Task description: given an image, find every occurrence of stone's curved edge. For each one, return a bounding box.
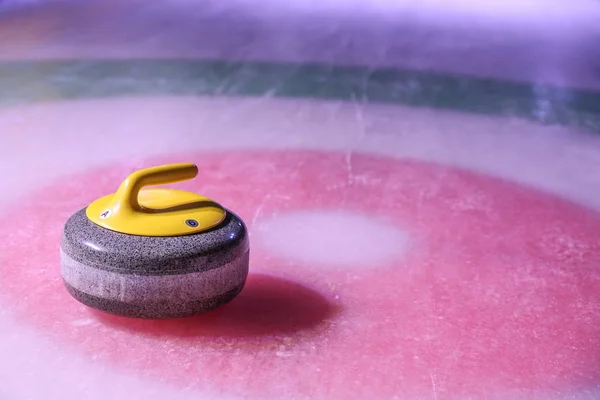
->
[0,59,598,132]
[63,281,246,319]
[61,208,249,276]
[60,247,249,318]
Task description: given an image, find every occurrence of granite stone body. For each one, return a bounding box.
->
[60,208,249,319]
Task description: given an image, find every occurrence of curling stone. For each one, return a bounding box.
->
[59,163,249,319]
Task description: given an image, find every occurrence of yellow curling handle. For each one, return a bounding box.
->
[86,163,227,237]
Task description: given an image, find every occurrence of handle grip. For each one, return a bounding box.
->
[112,163,198,212]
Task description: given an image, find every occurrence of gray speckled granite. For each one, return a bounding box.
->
[59,207,250,319]
[61,247,249,304]
[64,282,245,319]
[61,250,249,319]
[61,208,248,276]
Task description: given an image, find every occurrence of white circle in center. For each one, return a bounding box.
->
[256,210,410,267]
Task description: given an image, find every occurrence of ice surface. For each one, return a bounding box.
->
[0,1,600,399]
[256,210,411,267]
